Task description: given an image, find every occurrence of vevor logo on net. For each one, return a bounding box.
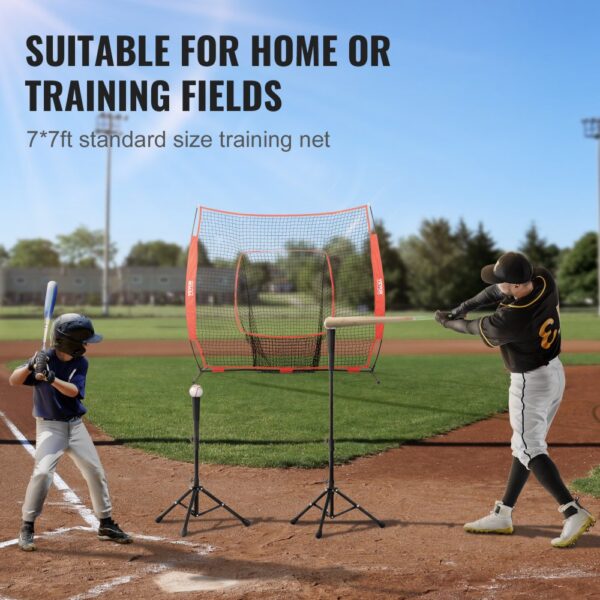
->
[376,278,384,296]
[187,280,194,296]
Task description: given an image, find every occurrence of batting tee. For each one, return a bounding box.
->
[186,205,385,372]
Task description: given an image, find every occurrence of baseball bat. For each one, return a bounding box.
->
[324,315,433,329]
[34,281,58,381]
[41,280,58,350]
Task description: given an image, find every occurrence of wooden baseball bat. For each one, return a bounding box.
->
[324,315,433,329]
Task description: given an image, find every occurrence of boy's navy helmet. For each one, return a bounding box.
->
[52,313,102,357]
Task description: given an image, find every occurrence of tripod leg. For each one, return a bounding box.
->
[335,488,385,528]
[155,488,193,523]
[316,489,333,539]
[290,489,328,525]
[181,488,198,537]
[199,486,251,526]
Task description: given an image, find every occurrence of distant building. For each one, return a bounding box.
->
[0,267,110,306]
[0,266,246,305]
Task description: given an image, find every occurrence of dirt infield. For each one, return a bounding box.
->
[0,340,599,599]
[2,338,600,362]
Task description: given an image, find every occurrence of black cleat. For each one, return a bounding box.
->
[97,518,133,544]
[18,522,36,552]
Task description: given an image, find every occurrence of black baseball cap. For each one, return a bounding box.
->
[481,252,533,284]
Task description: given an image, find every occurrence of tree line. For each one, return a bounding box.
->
[376,219,597,308]
[0,227,186,269]
[1,222,597,308]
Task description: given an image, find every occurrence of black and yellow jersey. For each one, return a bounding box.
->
[477,267,561,373]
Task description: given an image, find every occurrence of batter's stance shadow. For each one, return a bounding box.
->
[155,385,250,536]
[290,329,385,538]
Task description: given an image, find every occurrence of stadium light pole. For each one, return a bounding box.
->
[95,113,126,317]
[582,118,600,316]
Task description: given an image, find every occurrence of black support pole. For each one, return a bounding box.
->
[290,327,385,538]
[155,389,250,536]
[327,328,335,518]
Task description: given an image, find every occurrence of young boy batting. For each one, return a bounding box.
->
[9,313,132,551]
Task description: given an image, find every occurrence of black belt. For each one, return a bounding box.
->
[41,416,82,422]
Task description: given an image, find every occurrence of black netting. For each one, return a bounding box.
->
[191,206,380,370]
[235,250,328,367]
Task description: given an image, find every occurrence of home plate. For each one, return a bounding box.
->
[156,571,241,593]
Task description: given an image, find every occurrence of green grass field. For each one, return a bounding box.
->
[86,351,600,496]
[0,305,186,318]
[1,308,598,341]
[573,467,600,496]
[5,352,600,495]
[2,305,598,495]
[82,354,510,468]
[0,315,185,340]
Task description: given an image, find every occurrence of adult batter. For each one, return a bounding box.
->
[9,313,132,551]
[435,251,596,548]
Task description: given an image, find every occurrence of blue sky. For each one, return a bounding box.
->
[1,0,599,262]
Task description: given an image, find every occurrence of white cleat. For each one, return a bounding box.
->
[551,500,596,548]
[464,501,514,534]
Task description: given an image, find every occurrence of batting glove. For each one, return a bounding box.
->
[33,351,49,374]
[448,306,467,320]
[434,310,451,327]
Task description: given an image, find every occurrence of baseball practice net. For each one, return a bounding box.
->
[186,205,385,371]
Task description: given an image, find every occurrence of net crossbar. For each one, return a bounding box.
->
[186,205,385,371]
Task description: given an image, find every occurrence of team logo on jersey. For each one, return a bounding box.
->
[539,318,558,349]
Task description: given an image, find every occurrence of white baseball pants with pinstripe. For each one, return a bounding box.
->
[22,417,112,522]
[509,357,565,468]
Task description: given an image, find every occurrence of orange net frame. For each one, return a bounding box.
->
[185,206,385,372]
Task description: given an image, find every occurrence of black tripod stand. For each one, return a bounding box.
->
[290,328,385,538]
[155,384,251,536]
